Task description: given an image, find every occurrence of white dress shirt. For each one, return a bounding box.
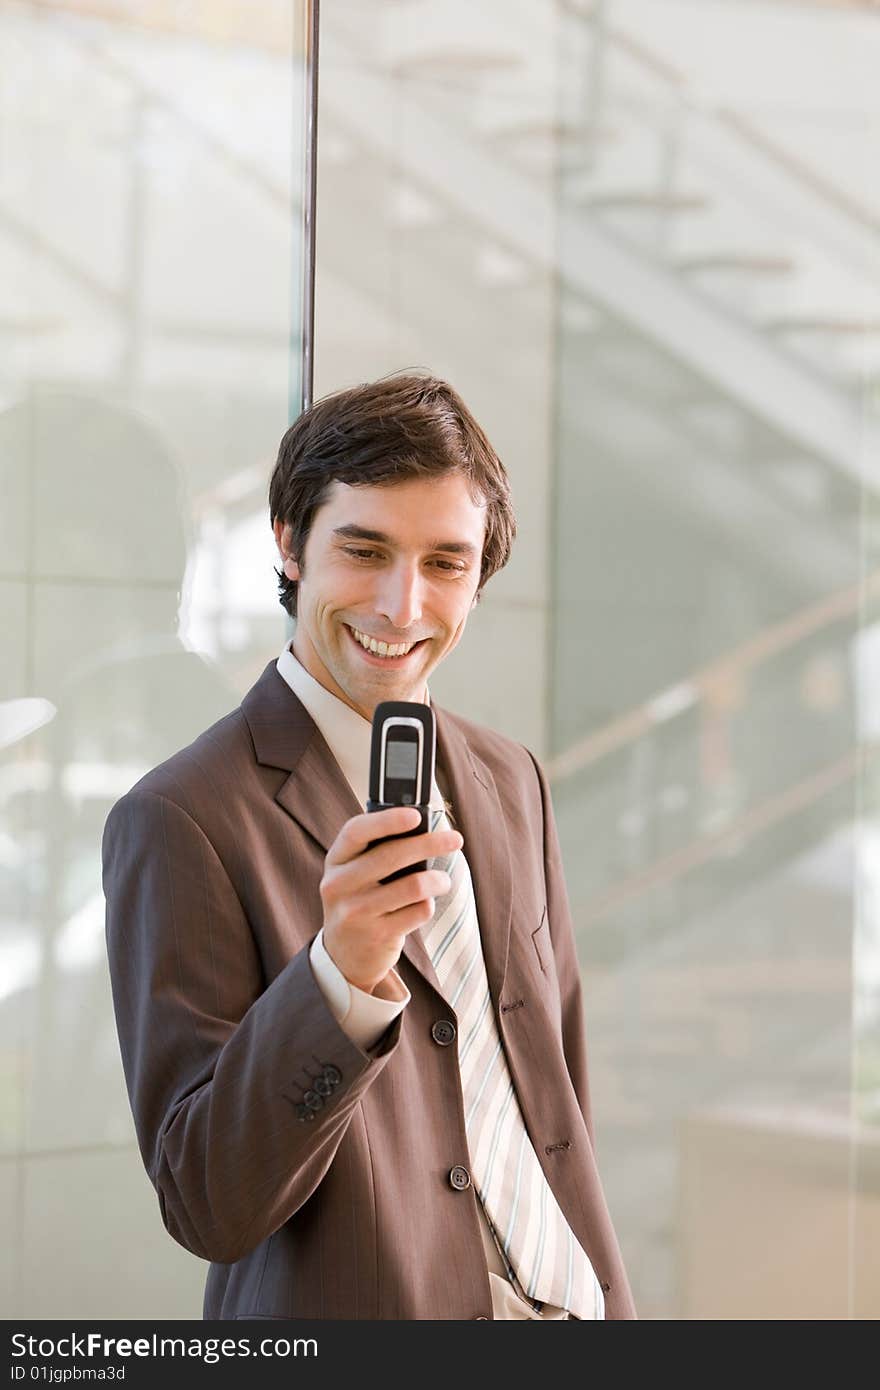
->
[276,642,570,1321]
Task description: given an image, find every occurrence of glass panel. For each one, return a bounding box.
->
[855,237,880,1320]
[0,0,308,1317]
[315,0,561,749]
[553,0,880,1319]
[316,0,880,1318]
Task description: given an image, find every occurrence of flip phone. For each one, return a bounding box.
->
[366,701,436,883]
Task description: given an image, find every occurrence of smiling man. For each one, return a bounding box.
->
[103,373,635,1322]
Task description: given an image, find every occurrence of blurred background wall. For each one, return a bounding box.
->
[1,0,878,1319]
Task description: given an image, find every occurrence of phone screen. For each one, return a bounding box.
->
[380,724,421,803]
[386,740,418,781]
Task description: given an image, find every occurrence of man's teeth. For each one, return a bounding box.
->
[350,626,417,658]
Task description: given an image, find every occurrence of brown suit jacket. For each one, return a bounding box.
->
[102,660,636,1320]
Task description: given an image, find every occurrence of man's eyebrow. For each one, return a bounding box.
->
[332,524,478,558]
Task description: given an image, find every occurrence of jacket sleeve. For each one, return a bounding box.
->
[524,750,595,1144]
[103,787,401,1265]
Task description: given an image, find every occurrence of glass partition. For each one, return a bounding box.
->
[551,0,880,1318]
[0,0,309,1317]
[315,0,880,1318]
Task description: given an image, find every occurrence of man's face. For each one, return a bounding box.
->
[274,472,486,720]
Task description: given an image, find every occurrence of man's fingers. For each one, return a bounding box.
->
[335,868,451,933]
[328,807,462,873]
[327,806,422,865]
[372,868,452,917]
[323,854,453,911]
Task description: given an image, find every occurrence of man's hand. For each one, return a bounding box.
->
[320,806,463,994]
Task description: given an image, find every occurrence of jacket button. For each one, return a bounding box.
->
[448,1165,471,1191]
[474,1315,489,1320]
[431,1019,456,1046]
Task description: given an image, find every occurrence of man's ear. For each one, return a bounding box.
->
[273,519,301,581]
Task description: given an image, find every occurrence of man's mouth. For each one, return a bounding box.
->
[344,623,428,664]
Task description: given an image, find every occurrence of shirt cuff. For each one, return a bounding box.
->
[309,928,410,1051]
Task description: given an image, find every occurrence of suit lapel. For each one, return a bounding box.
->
[242,661,362,849]
[242,661,513,1002]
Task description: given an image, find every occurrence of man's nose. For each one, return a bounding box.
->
[375,562,423,631]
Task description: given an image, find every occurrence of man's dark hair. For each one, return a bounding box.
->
[268,372,516,617]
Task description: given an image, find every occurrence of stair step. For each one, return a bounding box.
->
[489,118,618,146]
[676,253,795,275]
[578,190,709,212]
[764,317,880,335]
[391,48,522,78]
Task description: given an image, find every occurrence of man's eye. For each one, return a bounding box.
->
[342,548,466,573]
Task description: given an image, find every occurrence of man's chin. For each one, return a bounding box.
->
[337,651,432,712]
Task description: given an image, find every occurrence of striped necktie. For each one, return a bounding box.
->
[423,805,605,1320]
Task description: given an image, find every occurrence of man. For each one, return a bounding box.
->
[103,373,635,1321]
